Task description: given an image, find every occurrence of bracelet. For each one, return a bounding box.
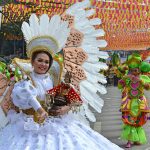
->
[68,102,82,113]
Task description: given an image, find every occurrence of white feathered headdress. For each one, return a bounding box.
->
[21,14,70,58]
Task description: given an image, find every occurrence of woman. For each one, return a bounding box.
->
[118,54,150,148]
[0,50,123,150]
[0,1,123,148]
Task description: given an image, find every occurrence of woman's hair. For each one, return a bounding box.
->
[31,50,53,72]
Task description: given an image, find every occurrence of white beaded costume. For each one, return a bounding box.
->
[0,0,123,149]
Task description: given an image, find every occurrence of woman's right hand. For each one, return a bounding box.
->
[37,107,48,123]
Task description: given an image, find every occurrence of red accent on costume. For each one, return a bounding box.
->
[122,112,148,127]
[47,82,82,104]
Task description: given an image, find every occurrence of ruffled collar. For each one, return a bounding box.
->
[31,71,49,80]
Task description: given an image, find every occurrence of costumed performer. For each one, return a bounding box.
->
[118,53,150,148]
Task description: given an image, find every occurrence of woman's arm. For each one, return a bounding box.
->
[12,80,42,110]
[12,80,48,122]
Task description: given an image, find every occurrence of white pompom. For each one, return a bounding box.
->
[23,75,27,79]
[12,68,15,71]
[9,64,14,69]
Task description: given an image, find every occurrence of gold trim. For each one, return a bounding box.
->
[27,46,55,58]
[13,58,30,63]
[26,36,59,58]
[52,56,64,85]
[27,36,59,49]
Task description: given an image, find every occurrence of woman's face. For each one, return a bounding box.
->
[32,53,50,74]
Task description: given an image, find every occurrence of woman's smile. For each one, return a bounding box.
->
[32,53,50,74]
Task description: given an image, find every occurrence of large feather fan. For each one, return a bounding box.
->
[61,0,108,123]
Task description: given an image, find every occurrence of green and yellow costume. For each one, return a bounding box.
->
[118,53,150,144]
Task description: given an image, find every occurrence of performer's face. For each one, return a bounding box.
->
[32,53,50,74]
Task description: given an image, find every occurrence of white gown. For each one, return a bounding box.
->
[0,72,122,150]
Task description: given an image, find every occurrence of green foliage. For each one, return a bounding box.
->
[2,22,22,36]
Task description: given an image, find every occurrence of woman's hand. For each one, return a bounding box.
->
[55,105,71,116]
[37,107,48,123]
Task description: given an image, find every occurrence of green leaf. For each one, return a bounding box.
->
[140,75,150,83]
